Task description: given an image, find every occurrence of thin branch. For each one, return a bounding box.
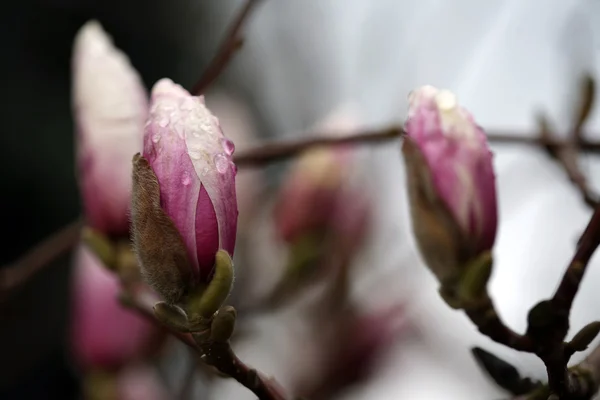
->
[191,0,263,95]
[464,294,534,353]
[119,287,199,350]
[119,286,288,400]
[234,126,403,167]
[552,204,600,314]
[485,133,600,151]
[194,339,287,400]
[0,218,83,301]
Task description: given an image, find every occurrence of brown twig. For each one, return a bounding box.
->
[119,287,198,350]
[501,206,600,399]
[553,204,600,317]
[0,218,83,301]
[535,112,600,210]
[191,0,263,95]
[465,294,534,353]
[234,126,403,167]
[119,285,287,400]
[193,339,287,400]
[485,134,600,151]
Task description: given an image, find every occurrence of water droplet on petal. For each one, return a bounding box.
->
[188,150,201,160]
[158,116,169,127]
[222,138,235,155]
[152,133,161,143]
[200,120,212,133]
[202,167,209,176]
[214,154,229,174]
[181,170,191,186]
[180,97,196,111]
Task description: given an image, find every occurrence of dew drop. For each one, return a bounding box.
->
[202,167,209,176]
[200,120,212,132]
[222,138,235,155]
[180,97,196,111]
[214,154,229,174]
[158,116,169,127]
[181,171,191,186]
[188,150,201,160]
[152,133,161,143]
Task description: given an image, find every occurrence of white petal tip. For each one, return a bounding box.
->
[74,20,113,58]
[435,90,458,111]
[151,78,190,99]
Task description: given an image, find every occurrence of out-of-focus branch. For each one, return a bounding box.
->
[0,218,83,301]
[234,126,403,167]
[119,283,288,400]
[553,204,600,315]
[191,0,264,95]
[194,338,288,400]
[490,205,600,399]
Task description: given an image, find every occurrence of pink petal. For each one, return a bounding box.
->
[70,246,159,370]
[72,21,147,236]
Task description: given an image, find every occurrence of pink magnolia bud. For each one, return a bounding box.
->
[72,21,148,236]
[274,109,358,243]
[402,86,497,282]
[70,246,162,371]
[141,79,238,283]
[274,147,349,242]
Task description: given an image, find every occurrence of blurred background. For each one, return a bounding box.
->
[4,0,600,399]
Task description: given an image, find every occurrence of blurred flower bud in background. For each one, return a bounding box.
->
[131,79,238,304]
[264,106,373,308]
[115,365,169,400]
[72,21,148,237]
[274,106,369,245]
[273,109,357,244]
[70,246,162,371]
[402,86,497,284]
[291,302,409,400]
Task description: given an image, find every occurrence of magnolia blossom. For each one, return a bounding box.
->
[403,85,497,280]
[274,146,350,242]
[141,79,238,283]
[70,246,161,370]
[72,20,147,236]
[274,109,359,243]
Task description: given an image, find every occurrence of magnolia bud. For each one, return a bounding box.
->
[274,146,349,242]
[131,79,238,304]
[70,246,161,370]
[402,85,497,284]
[274,109,358,243]
[72,21,147,236]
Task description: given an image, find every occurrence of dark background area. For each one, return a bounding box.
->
[0,1,221,398]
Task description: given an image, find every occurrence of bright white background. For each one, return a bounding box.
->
[201,1,600,398]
